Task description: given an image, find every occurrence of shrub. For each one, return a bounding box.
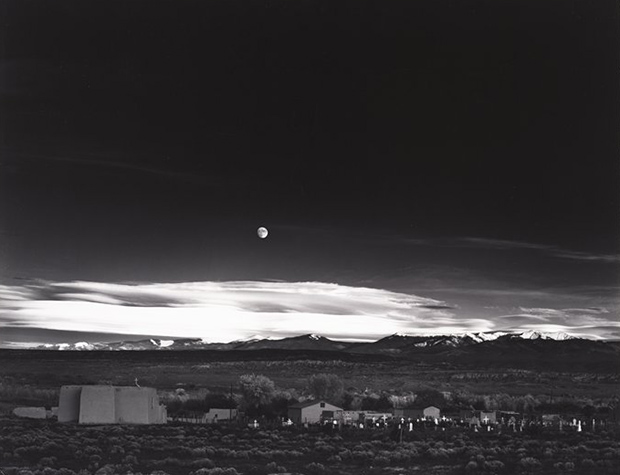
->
[465,461,478,472]
[94,466,116,475]
[39,457,57,468]
[304,462,327,474]
[122,455,138,465]
[374,455,389,466]
[264,462,287,473]
[519,457,541,473]
[581,459,596,468]
[483,460,505,472]
[193,469,240,475]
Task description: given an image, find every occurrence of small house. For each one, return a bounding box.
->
[393,405,441,420]
[287,400,343,424]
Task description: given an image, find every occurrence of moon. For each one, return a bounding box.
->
[257,226,269,239]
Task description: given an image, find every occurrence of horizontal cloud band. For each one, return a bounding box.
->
[0,281,617,346]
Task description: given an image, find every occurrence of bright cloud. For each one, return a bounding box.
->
[0,280,617,346]
[495,306,620,340]
[0,280,476,344]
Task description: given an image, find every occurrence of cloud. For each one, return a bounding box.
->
[0,280,471,345]
[494,306,620,339]
[454,237,620,263]
[392,235,620,264]
[419,304,457,310]
[1,280,617,346]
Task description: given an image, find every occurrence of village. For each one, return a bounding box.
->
[3,373,619,474]
[9,380,614,437]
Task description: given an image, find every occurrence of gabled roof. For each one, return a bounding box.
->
[288,399,342,410]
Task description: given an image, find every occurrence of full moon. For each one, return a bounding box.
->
[257,227,269,239]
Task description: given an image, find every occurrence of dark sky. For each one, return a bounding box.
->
[1,0,619,344]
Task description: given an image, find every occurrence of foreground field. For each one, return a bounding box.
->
[1,418,620,475]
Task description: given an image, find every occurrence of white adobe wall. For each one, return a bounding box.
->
[58,386,82,422]
[79,386,116,424]
[115,387,150,424]
[13,407,47,419]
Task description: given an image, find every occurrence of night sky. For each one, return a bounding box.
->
[1,0,619,346]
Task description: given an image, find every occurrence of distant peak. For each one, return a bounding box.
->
[235,334,275,342]
[518,330,575,340]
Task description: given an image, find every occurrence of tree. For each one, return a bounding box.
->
[204,392,236,409]
[307,373,344,404]
[238,374,276,409]
[408,389,447,409]
[342,391,362,410]
[361,394,392,412]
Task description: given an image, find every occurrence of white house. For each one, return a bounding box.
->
[393,405,441,420]
[287,400,343,424]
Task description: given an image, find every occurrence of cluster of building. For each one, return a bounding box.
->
[288,399,457,426]
[9,386,612,434]
[285,399,608,432]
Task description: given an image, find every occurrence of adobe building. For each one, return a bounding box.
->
[58,385,167,424]
[394,405,441,420]
[288,400,343,424]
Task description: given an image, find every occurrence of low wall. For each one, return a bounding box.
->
[13,407,47,419]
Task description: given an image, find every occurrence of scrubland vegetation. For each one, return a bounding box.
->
[1,417,620,475]
[1,351,618,474]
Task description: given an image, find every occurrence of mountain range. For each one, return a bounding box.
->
[35,330,579,352]
[27,331,620,372]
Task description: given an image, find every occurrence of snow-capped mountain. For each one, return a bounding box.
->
[235,333,352,351]
[33,330,582,352]
[347,330,580,355]
[515,330,574,341]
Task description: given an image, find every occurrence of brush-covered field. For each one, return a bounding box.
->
[1,417,620,475]
[1,349,619,474]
